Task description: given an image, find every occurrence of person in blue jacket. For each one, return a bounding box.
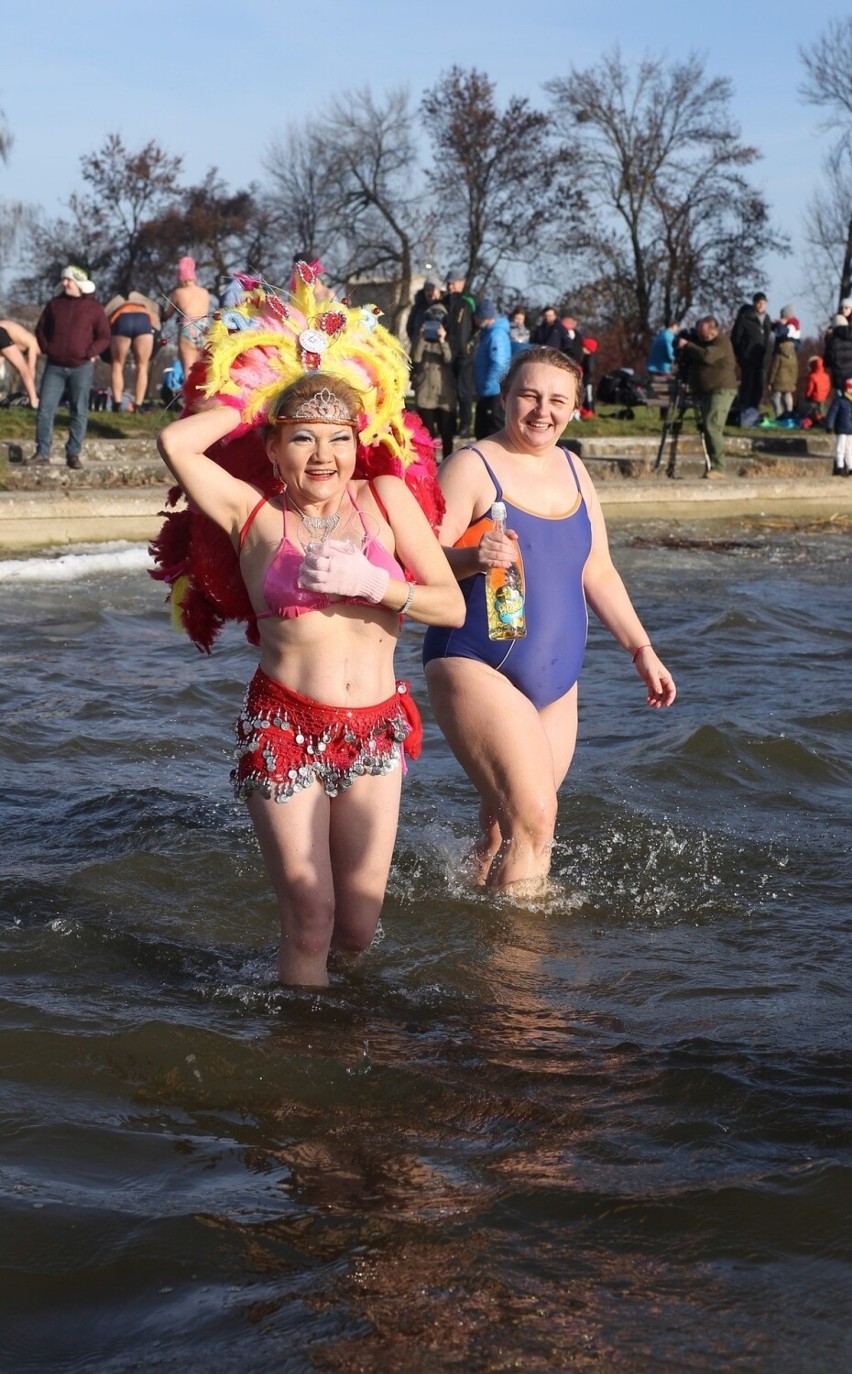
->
[473,300,511,439]
[647,319,681,374]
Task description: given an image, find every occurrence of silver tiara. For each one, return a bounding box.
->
[278,387,356,425]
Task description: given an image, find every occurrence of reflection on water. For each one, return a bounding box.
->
[1,522,851,1372]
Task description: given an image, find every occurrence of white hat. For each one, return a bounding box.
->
[61,264,96,295]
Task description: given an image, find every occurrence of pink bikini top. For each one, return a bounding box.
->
[239,485,405,620]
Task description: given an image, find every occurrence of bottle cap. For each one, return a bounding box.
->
[490,501,507,522]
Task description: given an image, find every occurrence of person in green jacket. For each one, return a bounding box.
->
[677,317,738,478]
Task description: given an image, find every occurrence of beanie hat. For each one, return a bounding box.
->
[779,304,794,318]
[476,299,496,319]
[61,264,95,295]
[178,256,196,283]
[841,297,852,309]
[446,268,466,283]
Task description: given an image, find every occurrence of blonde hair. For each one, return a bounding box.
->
[500,345,582,399]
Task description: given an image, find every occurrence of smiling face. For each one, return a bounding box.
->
[266,422,357,509]
[502,359,579,452]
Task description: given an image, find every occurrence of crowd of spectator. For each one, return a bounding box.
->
[3,256,852,477]
[405,271,603,450]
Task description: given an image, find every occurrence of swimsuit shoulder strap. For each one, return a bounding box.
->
[560,443,583,494]
[461,444,503,502]
[238,492,270,551]
[367,479,390,527]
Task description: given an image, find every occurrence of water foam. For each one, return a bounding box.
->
[0,542,152,584]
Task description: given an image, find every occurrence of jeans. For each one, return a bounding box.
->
[36,361,94,459]
[697,388,737,470]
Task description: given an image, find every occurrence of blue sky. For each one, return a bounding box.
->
[1,0,845,334]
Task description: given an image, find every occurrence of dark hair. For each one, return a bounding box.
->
[499,345,582,398]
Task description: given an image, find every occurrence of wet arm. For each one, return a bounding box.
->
[156,406,253,540]
[434,447,511,580]
[371,477,466,627]
[579,465,677,706]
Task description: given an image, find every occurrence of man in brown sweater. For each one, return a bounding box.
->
[33,265,111,468]
[677,316,738,478]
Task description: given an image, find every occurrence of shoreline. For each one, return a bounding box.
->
[1,438,850,552]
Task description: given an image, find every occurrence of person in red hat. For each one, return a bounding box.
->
[580,337,598,417]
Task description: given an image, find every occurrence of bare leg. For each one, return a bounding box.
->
[1,343,38,406]
[328,768,402,953]
[474,798,502,882]
[110,336,131,406]
[177,338,201,380]
[473,688,578,882]
[247,784,335,986]
[426,659,578,892]
[246,767,402,986]
[131,333,154,406]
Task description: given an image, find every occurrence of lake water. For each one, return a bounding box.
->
[1,515,850,1373]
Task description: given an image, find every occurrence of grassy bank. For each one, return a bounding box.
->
[0,401,710,445]
[0,406,167,444]
[0,400,832,455]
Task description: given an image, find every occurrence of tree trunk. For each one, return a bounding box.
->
[839,214,852,307]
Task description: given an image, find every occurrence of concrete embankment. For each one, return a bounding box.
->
[1,435,850,552]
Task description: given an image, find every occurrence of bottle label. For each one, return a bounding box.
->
[494,582,525,628]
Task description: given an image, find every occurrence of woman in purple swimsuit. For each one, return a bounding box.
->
[424,347,676,893]
[158,373,463,986]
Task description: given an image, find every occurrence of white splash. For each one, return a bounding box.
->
[0,542,152,584]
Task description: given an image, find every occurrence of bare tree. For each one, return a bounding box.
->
[14,134,278,305]
[0,98,12,162]
[799,16,852,309]
[545,49,788,338]
[17,134,184,301]
[0,97,28,301]
[263,124,343,270]
[421,67,566,296]
[323,88,426,333]
[142,170,283,296]
[264,89,427,331]
[799,17,852,129]
[0,201,34,308]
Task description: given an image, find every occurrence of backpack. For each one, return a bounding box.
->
[596,369,646,406]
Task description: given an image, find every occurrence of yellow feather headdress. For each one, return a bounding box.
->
[198,262,414,464]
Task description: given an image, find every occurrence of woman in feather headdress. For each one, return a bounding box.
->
[153,262,464,986]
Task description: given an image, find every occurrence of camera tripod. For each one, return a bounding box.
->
[653,375,710,478]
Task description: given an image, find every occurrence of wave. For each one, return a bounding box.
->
[0,542,152,584]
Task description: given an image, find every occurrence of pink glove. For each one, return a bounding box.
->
[297,540,390,604]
